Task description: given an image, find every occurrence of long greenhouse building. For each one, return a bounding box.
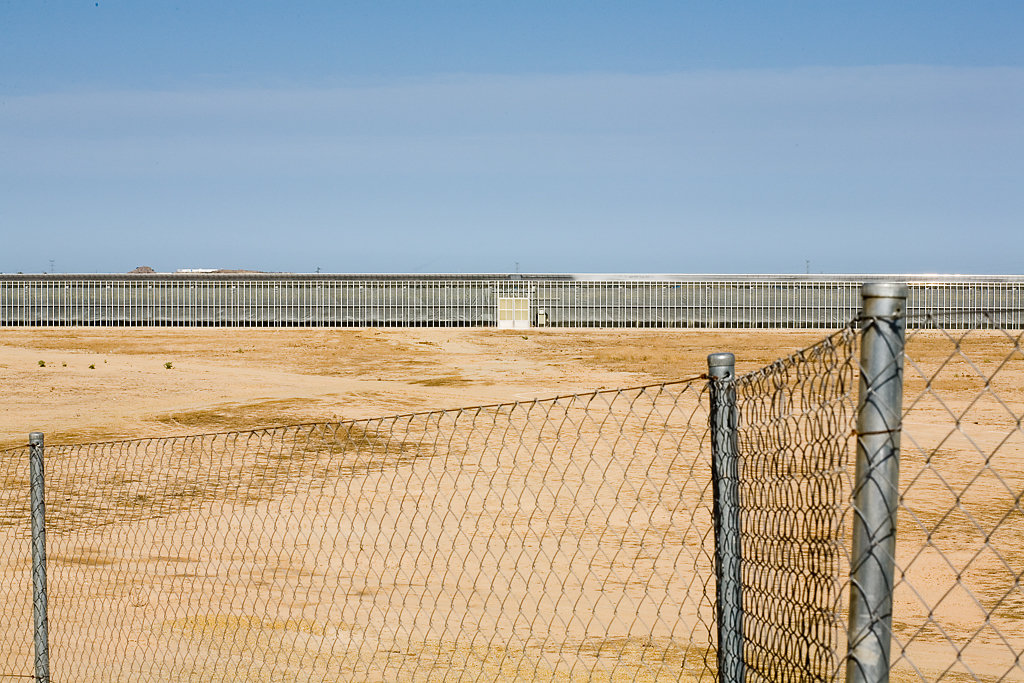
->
[1,273,1021,329]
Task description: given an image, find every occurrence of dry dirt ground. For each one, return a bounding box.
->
[0,327,1020,682]
[0,327,829,450]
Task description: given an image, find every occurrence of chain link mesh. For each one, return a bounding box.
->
[1,382,718,682]
[730,327,859,681]
[0,308,1021,681]
[0,445,33,680]
[890,312,1024,682]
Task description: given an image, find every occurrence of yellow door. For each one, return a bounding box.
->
[497,297,530,328]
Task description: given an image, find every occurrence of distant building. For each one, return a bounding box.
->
[0,273,1021,329]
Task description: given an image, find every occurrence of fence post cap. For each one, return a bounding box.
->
[861,282,909,299]
[707,352,735,368]
[29,432,44,444]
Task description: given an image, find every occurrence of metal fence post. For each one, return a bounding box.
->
[708,352,745,683]
[847,283,908,683]
[29,432,50,683]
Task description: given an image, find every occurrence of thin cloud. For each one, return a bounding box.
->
[1,66,1021,273]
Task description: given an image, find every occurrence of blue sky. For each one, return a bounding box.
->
[1,2,1022,274]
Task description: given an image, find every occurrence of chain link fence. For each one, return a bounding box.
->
[0,283,1021,682]
[2,382,719,682]
[729,327,859,681]
[889,312,1024,682]
[0,443,34,679]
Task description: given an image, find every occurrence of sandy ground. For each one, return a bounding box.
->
[0,326,1020,682]
[0,327,829,450]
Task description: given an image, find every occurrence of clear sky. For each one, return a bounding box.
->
[2,1,1022,274]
